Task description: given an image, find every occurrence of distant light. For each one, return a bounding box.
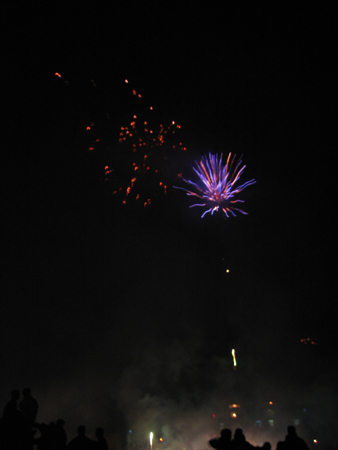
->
[231,413,237,418]
[268,420,274,427]
[314,440,318,444]
[226,269,230,273]
[269,401,273,405]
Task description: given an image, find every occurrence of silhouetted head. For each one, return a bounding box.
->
[96,427,104,438]
[57,419,65,427]
[262,443,271,450]
[11,389,20,400]
[40,424,49,435]
[220,429,231,441]
[22,388,31,397]
[77,425,86,436]
[287,426,297,437]
[234,428,245,442]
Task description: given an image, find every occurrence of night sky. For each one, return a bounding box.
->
[2,4,337,449]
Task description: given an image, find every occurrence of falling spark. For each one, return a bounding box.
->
[174,153,255,218]
[301,338,317,345]
[54,72,69,85]
[106,80,187,208]
[232,349,237,370]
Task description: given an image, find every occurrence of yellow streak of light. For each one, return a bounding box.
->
[232,349,237,369]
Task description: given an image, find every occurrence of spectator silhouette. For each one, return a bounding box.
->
[232,428,254,450]
[276,441,286,450]
[19,387,39,425]
[95,427,109,450]
[284,426,309,450]
[260,443,271,450]
[67,425,94,450]
[3,389,21,420]
[209,428,233,450]
[55,419,68,449]
[2,389,33,449]
[34,422,52,450]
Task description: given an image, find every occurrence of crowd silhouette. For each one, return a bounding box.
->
[1,388,311,450]
[209,426,310,450]
[1,388,108,449]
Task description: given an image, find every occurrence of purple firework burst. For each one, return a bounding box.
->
[174,153,256,218]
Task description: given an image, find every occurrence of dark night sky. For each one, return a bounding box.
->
[2,4,337,448]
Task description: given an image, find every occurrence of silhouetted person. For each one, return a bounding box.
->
[276,441,286,450]
[232,428,254,450]
[3,389,21,420]
[67,425,94,450]
[19,387,39,425]
[34,423,51,450]
[95,427,109,450]
[284,426,309,450]
[55,419,67,449]
[2,410,32,450]
[209,428,233,450]
[260,443,271,450]
[2,389,33,449]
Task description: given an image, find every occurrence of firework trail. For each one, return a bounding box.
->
[174,153,256,218]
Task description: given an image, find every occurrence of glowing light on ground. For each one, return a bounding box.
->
[150,432,153,450]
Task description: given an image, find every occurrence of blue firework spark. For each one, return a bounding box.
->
[174,153,256,218]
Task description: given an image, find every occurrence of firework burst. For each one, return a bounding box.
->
[103,80,187,209]
[174,153,256,218]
